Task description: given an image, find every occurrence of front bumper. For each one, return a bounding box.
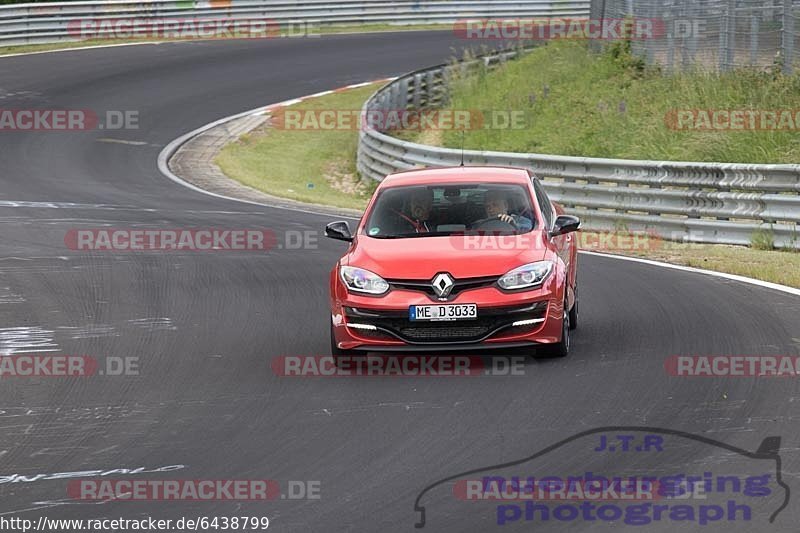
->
[331,285,563,351]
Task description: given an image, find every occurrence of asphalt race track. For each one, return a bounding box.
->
[1,32,799,532]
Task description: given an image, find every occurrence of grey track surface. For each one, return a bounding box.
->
[0,34,798,532]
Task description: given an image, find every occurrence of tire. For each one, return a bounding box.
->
[568,287,578,330]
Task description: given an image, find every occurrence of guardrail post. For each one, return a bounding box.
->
[412,73,422,110]
[390,81,401,109]
[425,70,436,108]
[396,78,409,109]
[439,67,450,108]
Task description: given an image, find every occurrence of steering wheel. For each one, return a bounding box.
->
[469,216,517,231]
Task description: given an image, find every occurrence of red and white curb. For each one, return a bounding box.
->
[249,78,397,117]
[157,77,396,218]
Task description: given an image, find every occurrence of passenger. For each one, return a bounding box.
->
[392,188,436,233]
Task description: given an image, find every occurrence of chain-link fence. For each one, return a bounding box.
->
[592,0,800,73]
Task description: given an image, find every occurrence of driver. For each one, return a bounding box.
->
[484,190,533,231]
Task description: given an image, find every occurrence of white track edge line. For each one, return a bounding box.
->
[580,250,800,297]
[0,41,164,59]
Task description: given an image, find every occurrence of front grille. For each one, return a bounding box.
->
[351,327,394,341]
[387,275,499,300]
[400,324,492,342]
[345,302,548,344]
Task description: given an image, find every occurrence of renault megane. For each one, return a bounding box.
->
[325,166,580,358]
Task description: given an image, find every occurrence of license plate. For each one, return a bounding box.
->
[409,304,477,321]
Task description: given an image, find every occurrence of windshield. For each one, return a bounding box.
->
[363,183,537,238]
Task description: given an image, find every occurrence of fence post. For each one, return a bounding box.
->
[719,3,729,71]
[667,25,675,72]
[725,0,736,69]
[588,0,604,53]
[686,3,698,66]
[748,12,759,65]
[781,0,794,74]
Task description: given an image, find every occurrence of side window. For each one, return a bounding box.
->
[532,179,554,229]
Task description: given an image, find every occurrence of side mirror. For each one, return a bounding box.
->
[325,221,354,242]
[550,215,580,237]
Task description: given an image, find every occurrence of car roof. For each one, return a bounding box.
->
[379,166,531,187]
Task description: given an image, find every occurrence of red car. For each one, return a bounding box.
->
[326,166,580,358]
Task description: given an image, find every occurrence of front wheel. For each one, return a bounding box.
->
[568,288,578,330]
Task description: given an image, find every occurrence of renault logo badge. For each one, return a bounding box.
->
[431,273,455,298]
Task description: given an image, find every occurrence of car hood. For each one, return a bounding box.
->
[346,232,548,279]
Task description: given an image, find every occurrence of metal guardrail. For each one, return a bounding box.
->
[0,0,590,46]
[357,51,800,248]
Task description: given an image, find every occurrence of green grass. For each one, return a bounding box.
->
[439,41,800,164]
[580,231,800,288]
[0,24,449,57]
[215,84,380,210]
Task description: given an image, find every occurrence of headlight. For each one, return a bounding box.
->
[497,261,553,290]
[340,266,389,295]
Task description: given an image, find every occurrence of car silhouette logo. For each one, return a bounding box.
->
[412,426,790,529]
